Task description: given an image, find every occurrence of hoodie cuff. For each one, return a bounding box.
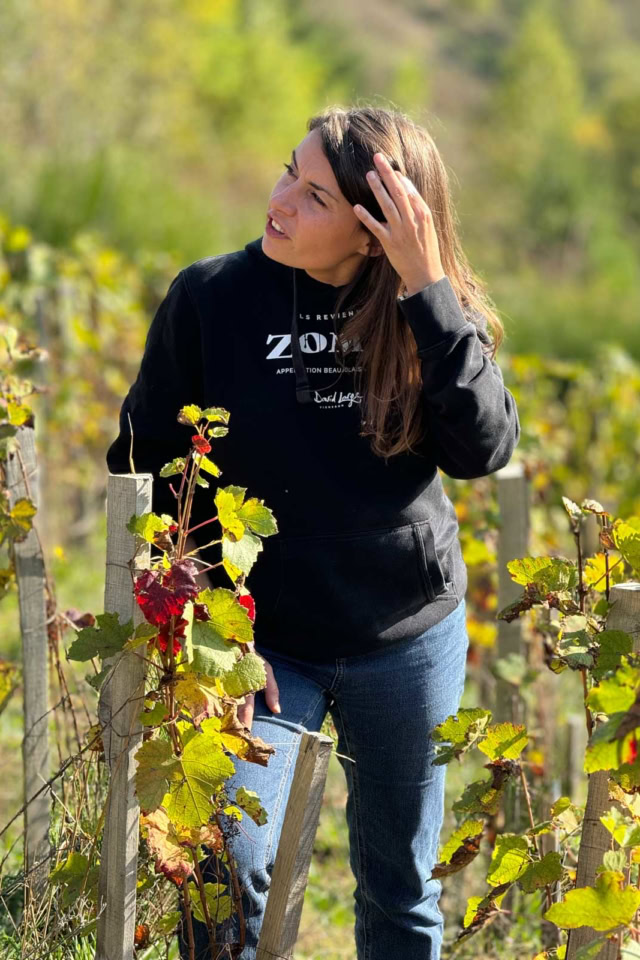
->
[398,275,471,353]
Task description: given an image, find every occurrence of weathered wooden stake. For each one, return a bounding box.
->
[496,462,530,837]
[256,731,333,960]
[6,425,51,897]
[96,473,151,960]
[495,461,530,724]
[566,581,640,960]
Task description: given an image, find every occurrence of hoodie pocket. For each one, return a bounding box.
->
[271,518,447,637]
[412,517,448,601]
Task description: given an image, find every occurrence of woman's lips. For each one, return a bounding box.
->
[265,216,290,239]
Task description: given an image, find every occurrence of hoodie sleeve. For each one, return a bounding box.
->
[105,270,205,517]
[398,275,520,480]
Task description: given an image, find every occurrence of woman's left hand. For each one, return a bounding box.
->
[353,152,446,297]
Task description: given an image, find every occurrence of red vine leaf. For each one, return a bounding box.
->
[192,434,212,455]
[134,559,199,626]
[237,593,255,623]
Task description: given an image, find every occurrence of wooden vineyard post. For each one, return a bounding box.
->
[566,582,640,960]
[495,462,530,836]
[495,461,530,724]
[6,425,51,897]
[256,731,333,960]
[96,473,152,960]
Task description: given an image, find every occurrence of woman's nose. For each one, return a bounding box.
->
[271,185,297,216]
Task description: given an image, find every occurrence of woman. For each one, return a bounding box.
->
[107,104,520,959]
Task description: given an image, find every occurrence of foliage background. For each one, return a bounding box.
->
[1,0,640,956]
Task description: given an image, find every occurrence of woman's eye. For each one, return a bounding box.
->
[282,162,325,206]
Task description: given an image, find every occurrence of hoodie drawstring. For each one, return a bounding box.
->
[290,268,314,404]
[291,267,355,405]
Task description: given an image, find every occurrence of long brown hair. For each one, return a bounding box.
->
[307,104,506,460]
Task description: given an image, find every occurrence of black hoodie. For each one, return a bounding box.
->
[106,236,520,660]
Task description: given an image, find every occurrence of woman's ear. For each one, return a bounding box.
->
[358,231,383,258]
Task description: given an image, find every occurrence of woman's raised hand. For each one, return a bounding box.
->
[353,152,445,297]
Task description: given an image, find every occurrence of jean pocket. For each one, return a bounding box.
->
[271,519,447,636]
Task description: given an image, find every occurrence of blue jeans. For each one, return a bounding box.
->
[182,598,469,960]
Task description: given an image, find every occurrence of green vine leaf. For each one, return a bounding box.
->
[507,556,579,592]
[452,775,505,817]
[601,850,628,874]
[583,556,627,594]
[86,664,112,692]
[215,489,245,540]
[201,406,230,424]
[214,485,278,542]
[611,762,640,792]
[477,722,529,761]
[190,620,242,678]
[7,401,31,427]
[126,511,171,543]
[492,652,539,688]
[140,700,170,727]
[197,587,254,644]
[592,631,634,681]
[159,456,186,478]
[49,852,99,907]
[220,652,266,699]
[195,453,222,478]
[188,881,233,924]
[174,672,223,726]
[584,723,640,773]
[123,621,159,651]
[0,659,19,715]
[612,519,640,574]
[543,870,640,931]
[1,496,37,545]
[67,611,133,662]
[586,664,639,715]
[486,834,531,886]
[177,404,203,425]
[235,787,268,826]
[600,807,640,848]
[433,819,485,880]
[462,884,510,931]
[156,911,183,936]
[135,718,235,827]
[550,796,571,816]
[236,497,278,537]
[431,708,492,765]
[517,851,564,893]
[222,529,263,577]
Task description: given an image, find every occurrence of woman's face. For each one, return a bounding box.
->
[263,127,381,287]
